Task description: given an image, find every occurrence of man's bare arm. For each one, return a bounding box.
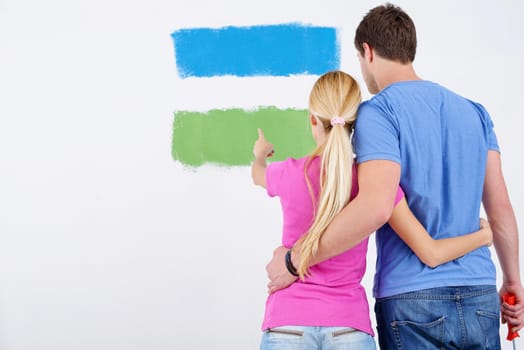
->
[483,150,524,331]
[307,160,401,265]
[267,160,400,293]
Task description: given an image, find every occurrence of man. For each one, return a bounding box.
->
[266,4,524,349]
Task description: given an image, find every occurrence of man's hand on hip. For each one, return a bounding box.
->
[266,246,298,293]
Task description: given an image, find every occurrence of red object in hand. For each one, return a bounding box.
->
[503,293,520,341]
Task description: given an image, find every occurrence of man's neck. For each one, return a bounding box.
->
[375,57,421,92]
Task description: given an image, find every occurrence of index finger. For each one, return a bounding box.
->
[258,128,265,139]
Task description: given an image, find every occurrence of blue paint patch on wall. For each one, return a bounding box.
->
[171,24,339,78]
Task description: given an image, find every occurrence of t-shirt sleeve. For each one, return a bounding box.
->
[394,186,405,206]
[353,101,401,164]
[265,160,287,197]
[473,102,500,152]
[349,164,403,205]
[485,112,500,152]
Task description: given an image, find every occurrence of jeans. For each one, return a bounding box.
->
[375,285,500,350]
[260,326,376,350]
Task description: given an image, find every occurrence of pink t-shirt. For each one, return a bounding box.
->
[262,156,404,334]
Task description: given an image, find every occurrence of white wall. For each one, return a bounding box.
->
[0,0,522,349]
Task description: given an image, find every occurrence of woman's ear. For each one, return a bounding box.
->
[310,114,317,126]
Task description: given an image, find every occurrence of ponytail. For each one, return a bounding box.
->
[297,122,353,278]
[297,71,361,279]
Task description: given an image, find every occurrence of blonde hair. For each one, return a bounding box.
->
[297,71,362,279]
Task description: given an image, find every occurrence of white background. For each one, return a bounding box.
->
[0,0,523,349]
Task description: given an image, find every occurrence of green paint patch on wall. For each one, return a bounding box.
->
[172,107,316,167]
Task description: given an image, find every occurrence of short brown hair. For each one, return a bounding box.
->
[354,3,417,63]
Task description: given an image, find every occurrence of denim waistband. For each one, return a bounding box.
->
[376,285,497,301]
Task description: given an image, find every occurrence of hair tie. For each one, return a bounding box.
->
[330,117,346,126]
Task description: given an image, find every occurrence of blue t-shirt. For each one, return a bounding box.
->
[353,80,499,298]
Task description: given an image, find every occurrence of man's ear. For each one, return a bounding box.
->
[310,114,317,125]
[363,42,373,62]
